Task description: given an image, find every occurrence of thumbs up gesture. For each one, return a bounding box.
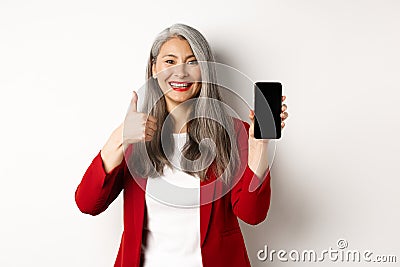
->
[100,91,158,173]
[123,91,158,144]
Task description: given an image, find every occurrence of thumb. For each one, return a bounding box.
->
[130,91,138,112]
[249,109,255,138]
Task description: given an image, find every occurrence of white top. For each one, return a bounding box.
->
[141,133,203,267]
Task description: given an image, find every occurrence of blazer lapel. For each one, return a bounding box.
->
[200,168,217,247]
[132,176,147,231]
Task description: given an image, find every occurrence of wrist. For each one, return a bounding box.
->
[101,143,123,174]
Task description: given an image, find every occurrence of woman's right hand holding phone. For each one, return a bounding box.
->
[100,91,158,173]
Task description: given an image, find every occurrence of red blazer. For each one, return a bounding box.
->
[75,118,271,267]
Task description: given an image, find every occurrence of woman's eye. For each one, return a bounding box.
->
[187,60,198,65]
[165,59,175,64]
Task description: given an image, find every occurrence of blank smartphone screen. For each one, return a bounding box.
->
[254,82,282,139]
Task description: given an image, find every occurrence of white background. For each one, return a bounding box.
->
[1,0,399,266]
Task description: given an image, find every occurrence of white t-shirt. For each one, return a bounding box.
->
[141,133,203,267]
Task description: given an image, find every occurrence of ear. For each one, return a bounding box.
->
[152,61,157,79]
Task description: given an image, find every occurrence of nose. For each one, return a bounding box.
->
[173,63,189,79]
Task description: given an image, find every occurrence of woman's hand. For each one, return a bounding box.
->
[248,95,289,179]
[100,91,158,173]
[123,91,158,144]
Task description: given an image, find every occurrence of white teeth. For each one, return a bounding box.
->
[169,82,190,88]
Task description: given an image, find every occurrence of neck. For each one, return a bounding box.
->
[166,102,190,134]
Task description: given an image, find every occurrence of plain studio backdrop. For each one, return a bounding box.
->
[1,0,399,266]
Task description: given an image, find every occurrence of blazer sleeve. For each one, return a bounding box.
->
[75,150,126,216]
[230,120,272,225]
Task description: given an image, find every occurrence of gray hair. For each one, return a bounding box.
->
[129,23,240,185]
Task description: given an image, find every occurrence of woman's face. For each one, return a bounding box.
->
[152,37,202,112]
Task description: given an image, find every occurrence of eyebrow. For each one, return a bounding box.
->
[162,54,196,60]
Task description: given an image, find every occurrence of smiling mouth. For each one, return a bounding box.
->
[168,81,194,91]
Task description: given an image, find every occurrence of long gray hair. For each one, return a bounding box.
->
[128,23,240,185]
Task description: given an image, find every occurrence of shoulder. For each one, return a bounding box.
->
[232,117,250,134]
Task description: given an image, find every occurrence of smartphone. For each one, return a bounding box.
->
[254,81,282,139]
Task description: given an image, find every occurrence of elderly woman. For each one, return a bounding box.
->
[75,23,288,267]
